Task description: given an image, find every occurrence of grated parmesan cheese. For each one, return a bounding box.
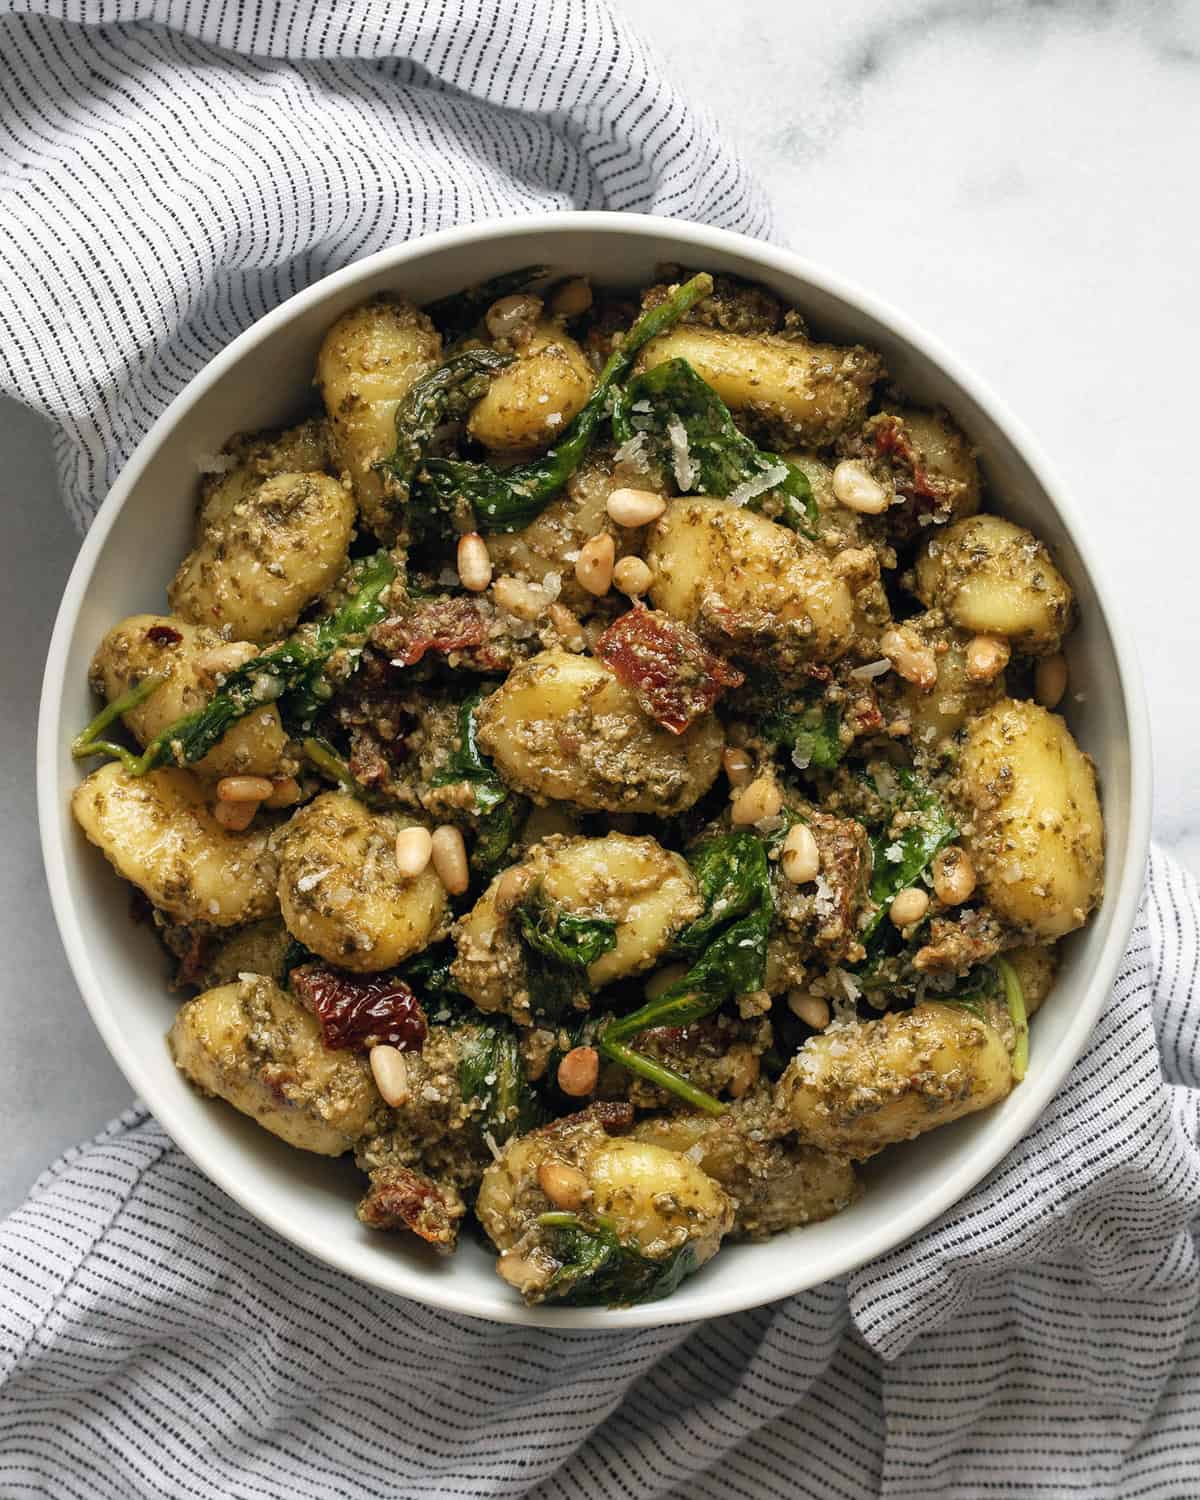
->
[667,416,695,490]
[727,463,788,508]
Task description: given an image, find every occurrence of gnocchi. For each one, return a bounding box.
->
[316,295,442,537]
[451,833,701,1020]
[169,471,355,643]
[914,514,1073,655]
[475,649,724,813]
[90,615,287,778]
[169,975,386,1154]
[72,763,278,926]
[468,321,594,452]
[277,793,449,972]
[957,698,1103,939]
[646,498,856,672]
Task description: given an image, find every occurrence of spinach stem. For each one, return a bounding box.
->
[600,1036,725,1116]
[996,957,1028,1081]
[71,674,167,771]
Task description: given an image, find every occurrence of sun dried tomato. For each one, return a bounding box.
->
[595,607,744,734]
[290,964,427,1052]
[357,1165,463,1253]
[871,417,945,503]
[145,623,183,646]
[374,596,487,668]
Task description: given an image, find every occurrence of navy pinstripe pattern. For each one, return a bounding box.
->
[0,0,770,529]
[2,848,1197,1497]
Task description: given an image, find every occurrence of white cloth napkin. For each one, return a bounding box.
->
[3,3,1198,1496]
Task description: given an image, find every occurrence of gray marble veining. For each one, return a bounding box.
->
[1,0,1196,1215]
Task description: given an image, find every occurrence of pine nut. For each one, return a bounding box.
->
[1035,653,1068,710]
[494,864,532,914]
[492,575,545,620]
[457,532,492,593]
[788,991,831,1030]
[832,459,889,514]
[965,634,1010,683]
[431,824,470,895]
[575,533,615,596]
[549,277,593,319]
[557,1045,599,1097]
[548,601,585,649]
[394,825,434,878]
[538,1158,588,1210]
[890,886,930,928]
[370,1045,410,1108]
[485,292,543,341]
[214,798,257,831]
[932,846,976,906]
[781,823,821,884]
[731,776,782,826]
[606,487,667,527]
[613,556,653,596]
[722,747,753,787]
[645,963,689,1000]
[263,776,302,809]
[217,775,275,803]
[881,626,937,690]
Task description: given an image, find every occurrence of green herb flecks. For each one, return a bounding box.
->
[422,266,547,338]
[611,357,817,535]
[414,273,715,534]
[72,551,397,775]
[536,1212,700,1307]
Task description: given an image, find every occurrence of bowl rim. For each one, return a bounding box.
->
[37,210,1153,1328]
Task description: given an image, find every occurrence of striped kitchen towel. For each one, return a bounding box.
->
[3,3,1199,1497]
[3,849,1198,1498]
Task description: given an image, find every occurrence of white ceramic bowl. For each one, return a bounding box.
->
[38,212,1151,1327]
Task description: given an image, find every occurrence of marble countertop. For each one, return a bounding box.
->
[2,0,1197,1216]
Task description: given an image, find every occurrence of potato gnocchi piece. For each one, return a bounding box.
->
[646,498,855,673]
[276,792,449,972]
[169,975,386,1155]
[195,417,333,534]
[957,698,1103,940]
[877,611,1007,750]
[451,833,701,1018]
[914,514,1073,655]
[316,295,442,537]
[1005,944,1058,1017]
[72,763,279,927]
[468,320,594,453]
[90,615,287,779]
[169,471,355,643]
[476,1107,733,1302]
[773,1003,1014,1158]
[476,649,723,814]
[638,324,882,445]
[633,1100,858,1240]
[486,455,659,611]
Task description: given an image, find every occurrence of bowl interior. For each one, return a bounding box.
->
[40,216,1147,1327]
